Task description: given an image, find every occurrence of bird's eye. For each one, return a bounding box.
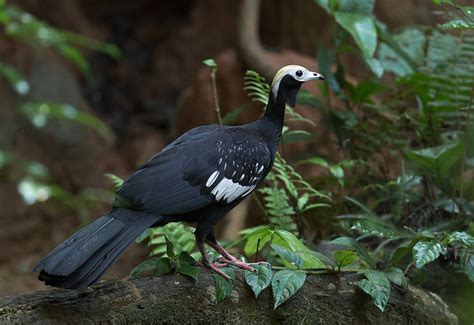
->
[296,70,303,77]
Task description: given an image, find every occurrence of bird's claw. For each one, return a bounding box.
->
[216,257,255,272]
[196,260,232,280]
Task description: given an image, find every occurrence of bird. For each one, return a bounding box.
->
[33,65,325,289]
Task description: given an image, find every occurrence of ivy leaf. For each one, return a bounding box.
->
[384,267,408,288]
[447,232,474,246]
[244,263,273,298]
[413,241,445,268]
[459,252,474,282]
[176,252,199,280]
[357,270,391,311]
[334,249,358,269]
[271,244,303,268]
[130,257,172,277]
[334,12,377,58]
[331,237,374,268]
[213,267,236,304]
[350,218,405,238]
[165,236,175,258]
[272,270,306,309]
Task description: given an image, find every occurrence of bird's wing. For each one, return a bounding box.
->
[115,127,273,215]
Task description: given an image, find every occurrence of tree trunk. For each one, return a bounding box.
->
[0,271,457,324]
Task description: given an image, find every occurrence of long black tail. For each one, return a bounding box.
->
[33,208,160,289]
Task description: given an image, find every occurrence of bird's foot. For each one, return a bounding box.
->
[216,257,255,272]
[196,260,232,280]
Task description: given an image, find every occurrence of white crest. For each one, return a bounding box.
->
[271,65,324,98]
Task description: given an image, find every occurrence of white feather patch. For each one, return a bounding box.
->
[211,177,256,203]
[206,171,219,187]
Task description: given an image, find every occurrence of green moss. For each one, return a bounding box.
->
[0,306,19,320]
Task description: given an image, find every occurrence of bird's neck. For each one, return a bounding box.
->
[257,91,286,147]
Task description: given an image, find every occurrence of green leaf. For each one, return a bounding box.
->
[21,102,114,142]
[274,230,308,252]
[390,246,411,266]
[459,252,474,282]
[413,241,445,268]
[271,244,303,268]
[202,58,217,68]
[135,229,150,244]
[299,157,329,168]
[315,0,374,15]
[104,173,124,188]
[331,237,374,268]
[406,142,464,179]
[357,270,391,311]
[0,61,30,95]
[350,80,386,103]
[153,257,173,276]
[350,217,405,238]
[281,130,313,143]
[244,263,273,297]
[272,270,306,309]
[165,236,175,258]
[384,267,408,288]
[364,56,384,77]
[334,249,358,268]
[338,0,375,15]
[176,252,198,280]
[130,257,172,277]
[317,47,341,94]
[213,267,235,304]
[334,12,377,58]
[447,232,474,246]
[329,165,344,179]
[296,193,309,211]
[378,27,425,76]
[242,226,273,257]
[298,250,330,268]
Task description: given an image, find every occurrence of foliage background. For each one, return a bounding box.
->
[0,0,473,322]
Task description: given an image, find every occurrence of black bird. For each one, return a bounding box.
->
[34,65,325,288]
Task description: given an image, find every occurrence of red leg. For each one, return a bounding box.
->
[195,240,231,280]
[206,240,255,272]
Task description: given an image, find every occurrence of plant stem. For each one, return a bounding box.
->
[270,265,359,275]
[459,81,474,200]
[209,67,223,125]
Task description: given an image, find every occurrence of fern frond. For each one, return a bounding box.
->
[146,223,197,258]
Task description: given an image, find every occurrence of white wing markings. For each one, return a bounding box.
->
[206,171,219,187]
[211,177,256,203]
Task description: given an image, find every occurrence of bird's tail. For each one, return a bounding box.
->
[33,208,160,289]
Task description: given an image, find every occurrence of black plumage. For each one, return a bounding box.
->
[34,65,324,288]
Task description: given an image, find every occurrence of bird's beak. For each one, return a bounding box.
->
[305,71,325,81]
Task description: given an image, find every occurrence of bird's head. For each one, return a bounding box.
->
[270,65,325,107]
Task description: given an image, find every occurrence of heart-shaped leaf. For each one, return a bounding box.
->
[334,12,377,58]
[244,263,273,298]
[413,241,445,268]
[213,267,235,304]
[271,244,303,268]
[272,270,306,308]
[357,270,391,311]
[176,252,198,280]
[130,257,172,277]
